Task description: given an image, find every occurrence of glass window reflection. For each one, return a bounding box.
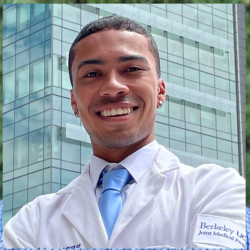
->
[216,110,231,133]
[28,185,43,202]
[213,15,227,32]
[217,138,232,154]
[81,144,93,165]
[198,10,212,26]
[168,61,183,78]
[170,126,185,141]
[3,180,13,196]
[3,56,15,75]
[169,97,184,121]
[184,38,198,62]
[184,67,199,82]
[186,143,201,155]
[17,4,30,32]
[15,119,28,137]
[214,49,228,72]
[14,134,28,169]
[14,175,27,192]
[170,139,185,151]
[16,36,30,54]
[62,4,80,24]
[3,110,14,127]
[183,5,197,21]
[167,4,182,15]
[3,124,14,142]
[62,141,80,164]
[3,43,15,60]
[3,195,12,212]
[44,126,51,159]
[155,122,169,137]
[186,130,201,146]
[199,44,214,68]
[202,147,217,159]
[30,98,44,116]
[185,102,200,125]
[13,190,27,209]
[31,29,44,48]
[201,106,216,129]
[29,113,43,132]
[202,134,217,150]
[16,65,29,99]
[168,33,183,58]
[81,9,98,26]
[3,140,14,173]
[61,170,79,185]
[31,58,44,93]
[16,50,29,69]
[200,71,214,87]
[28,170,43,188]
[62,28,78,44]
[215,76,229,91]
[15,104,29,122]
[29,128,44,165]
[30,43,44,62]
[152,33,167,53]
[31,4,45,25]
[3,6,16,39]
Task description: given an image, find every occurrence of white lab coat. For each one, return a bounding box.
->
[3,145,245,249]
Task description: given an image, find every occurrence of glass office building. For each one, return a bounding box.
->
[2,4,246,226]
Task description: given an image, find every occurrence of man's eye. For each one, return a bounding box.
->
[85,72,99,77]
[126,67,141,72]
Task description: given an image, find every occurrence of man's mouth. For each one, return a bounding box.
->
[97,107,138,117]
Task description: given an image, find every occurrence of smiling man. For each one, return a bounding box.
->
[3,15,245,249]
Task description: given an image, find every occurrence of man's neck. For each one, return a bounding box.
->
[91,136,154,163]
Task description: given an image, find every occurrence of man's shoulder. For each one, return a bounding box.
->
[157,144,243,180]
[177,162,245,190]
[22,174,83,211]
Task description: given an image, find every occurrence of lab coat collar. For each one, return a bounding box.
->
[57,145,180,247]
[109,145,180,246]
[59,163,109,248]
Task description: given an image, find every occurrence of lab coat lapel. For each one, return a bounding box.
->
[60,163,108,248]
[110,145,180,246]
[110,162,166,245]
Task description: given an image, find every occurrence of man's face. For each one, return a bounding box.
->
[71,29,165,149]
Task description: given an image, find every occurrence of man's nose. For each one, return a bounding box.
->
[99,73,129,97]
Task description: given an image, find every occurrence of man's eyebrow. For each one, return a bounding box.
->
[118,55,149,64]
[77,59,107,71]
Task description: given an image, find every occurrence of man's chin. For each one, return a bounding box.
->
[93,133,152,148]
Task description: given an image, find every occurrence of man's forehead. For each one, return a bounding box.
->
[74,29,149,49]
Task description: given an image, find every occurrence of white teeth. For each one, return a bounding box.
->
[117,108,123,115]
[100,107,135,117]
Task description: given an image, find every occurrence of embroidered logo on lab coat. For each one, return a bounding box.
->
[193,214,246,249]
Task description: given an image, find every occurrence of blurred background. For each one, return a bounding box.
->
[0,0,249,210]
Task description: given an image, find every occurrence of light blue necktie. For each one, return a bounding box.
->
[98,168,132,239]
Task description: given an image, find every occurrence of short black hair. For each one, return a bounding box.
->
[68,15,161,86]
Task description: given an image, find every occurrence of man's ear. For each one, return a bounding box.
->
[157,78,166,105]
[70,89,78,112]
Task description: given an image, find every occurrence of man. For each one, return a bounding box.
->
[3,15,245,249]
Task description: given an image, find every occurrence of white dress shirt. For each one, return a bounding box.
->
[89,140,160,205]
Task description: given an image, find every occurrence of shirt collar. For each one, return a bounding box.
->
[89,140,160,190]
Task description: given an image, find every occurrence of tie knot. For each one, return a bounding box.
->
[102,168,132,193]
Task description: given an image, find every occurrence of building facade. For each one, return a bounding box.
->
[2,4,246,226]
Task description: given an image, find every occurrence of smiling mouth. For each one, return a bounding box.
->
[97,107,139,117]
